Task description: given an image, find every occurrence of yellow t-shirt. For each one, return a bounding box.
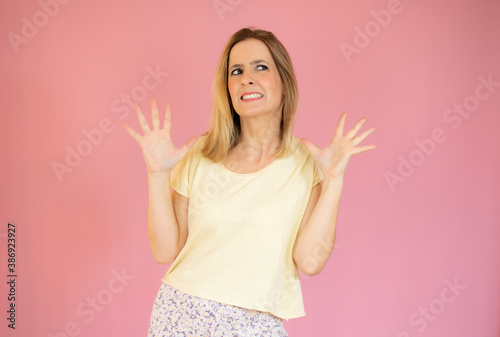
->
[162,135,323,319]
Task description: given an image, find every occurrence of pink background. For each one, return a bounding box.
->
[1,0,499,336]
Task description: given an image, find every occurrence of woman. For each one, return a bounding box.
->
[124,27,376,336]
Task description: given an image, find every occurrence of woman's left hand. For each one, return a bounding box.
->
[301,112,376,180]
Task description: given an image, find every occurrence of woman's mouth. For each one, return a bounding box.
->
[241,92,264,101]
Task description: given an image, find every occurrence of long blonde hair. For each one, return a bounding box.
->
[201,27,299,162]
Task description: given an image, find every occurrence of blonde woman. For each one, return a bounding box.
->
[125,27,376,336]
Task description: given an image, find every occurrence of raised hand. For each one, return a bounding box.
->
[123,98,198,173]
[301,112,376,180]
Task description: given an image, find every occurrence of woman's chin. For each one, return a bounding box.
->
[235,107,280,119]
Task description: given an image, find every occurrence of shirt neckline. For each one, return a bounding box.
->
[219,157,280,176]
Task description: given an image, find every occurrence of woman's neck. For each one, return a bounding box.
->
[236,113,281,160]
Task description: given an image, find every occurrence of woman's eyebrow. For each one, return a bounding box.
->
[229,59,269,70]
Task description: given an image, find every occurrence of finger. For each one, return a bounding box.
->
[164,102,172,133]
[123,124,142,142]
[301,137,321,157]
[135,104,151,133]
[334,112,347,138]
[151,98,160,130]
[352,144,377,155]
[344,118,368,140]
[352,127,376,146]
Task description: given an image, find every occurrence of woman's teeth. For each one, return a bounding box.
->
[242,93,263,100]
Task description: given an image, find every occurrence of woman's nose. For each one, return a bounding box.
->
[242,74,254,85]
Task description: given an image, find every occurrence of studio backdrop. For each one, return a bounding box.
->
[1,0,499,336]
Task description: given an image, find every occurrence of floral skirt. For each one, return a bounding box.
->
[148,282,288,336]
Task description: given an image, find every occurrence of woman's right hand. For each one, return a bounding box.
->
[124,98,198,174]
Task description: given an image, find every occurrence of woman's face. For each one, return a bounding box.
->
[227,38,284,119]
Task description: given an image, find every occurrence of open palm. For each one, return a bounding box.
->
[124,98,198,173]
[301,112,376,180]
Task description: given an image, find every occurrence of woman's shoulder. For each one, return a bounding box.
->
[195,133,208,145]
[174,134,207,169]
[187,134,207,154]
[290,136,310,157]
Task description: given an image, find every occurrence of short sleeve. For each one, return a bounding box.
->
[170,138,202,198]
[312,159,324,186]
[295,136,324,187]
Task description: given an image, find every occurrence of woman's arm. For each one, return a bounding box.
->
[293,112,376,276]
[293,178,342,276]
[124,98,197,264]
[147,172,189,264]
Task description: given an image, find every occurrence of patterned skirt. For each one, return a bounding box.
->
[148,282,289,336]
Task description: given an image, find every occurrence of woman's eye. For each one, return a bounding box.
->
[256,65,268,70]
[231,69,242,75]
